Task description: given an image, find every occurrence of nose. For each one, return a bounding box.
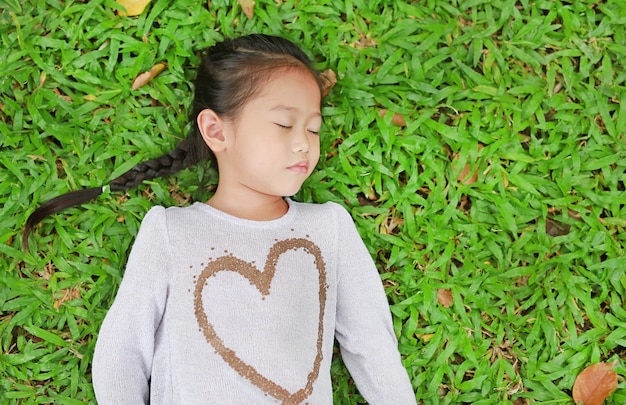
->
[293,128,310,154]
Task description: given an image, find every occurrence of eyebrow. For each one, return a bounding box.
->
[270,105,322,118]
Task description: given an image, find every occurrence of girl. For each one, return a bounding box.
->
[24,34,416,404]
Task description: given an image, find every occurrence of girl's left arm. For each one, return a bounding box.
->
[332,204,417,405]
[92,207,170,404]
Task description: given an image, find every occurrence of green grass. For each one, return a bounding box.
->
[1,0,626,403]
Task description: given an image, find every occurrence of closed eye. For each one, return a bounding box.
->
[275,123,292,130]
[308,129,320,135]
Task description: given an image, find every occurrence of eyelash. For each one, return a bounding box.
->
[275,123,320,135]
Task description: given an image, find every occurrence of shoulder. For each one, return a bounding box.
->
[142,202,206,221]
[137,205,166,230]
[290,200,356,226]
[137,203,207,236]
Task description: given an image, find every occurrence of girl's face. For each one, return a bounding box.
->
[217,67,322,200]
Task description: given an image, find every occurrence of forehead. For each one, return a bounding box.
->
[256,67,322,105]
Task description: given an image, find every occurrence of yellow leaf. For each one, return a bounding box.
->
[132,63,167,90]
[572,362,618,405]
[116,0,151,16]
[35,71,46,91]
[238,0,255,19]
[417,333,435,343]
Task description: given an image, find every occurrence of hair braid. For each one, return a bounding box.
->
[22,136,209,250]
[109,137,204,192]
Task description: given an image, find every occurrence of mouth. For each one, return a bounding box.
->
[288,161,310,174]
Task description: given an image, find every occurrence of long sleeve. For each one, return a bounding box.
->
[92,207,171,404]
[333,206,416,404]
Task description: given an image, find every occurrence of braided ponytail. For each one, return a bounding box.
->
[108,137,206,192]
[23,34,321,250]
[22,136,207,249]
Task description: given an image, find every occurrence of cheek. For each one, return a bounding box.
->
[310,134,321,150]
[310,138,321,164]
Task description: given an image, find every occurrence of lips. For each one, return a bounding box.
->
[288,161,309,174]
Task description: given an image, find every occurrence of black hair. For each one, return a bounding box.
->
[23,34,323,249]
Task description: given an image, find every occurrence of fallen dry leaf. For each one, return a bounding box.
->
[53,288,81,310]
[453,144,484,184]
[116,0,151,16]
[502,170,509,187]
[35,71,46,91]
[378,109,407,126]
[437,288,453,308]
[572,361,618,405]
[546,218,571,237]
[132,63,167,90]
[380,214,404,235]
[238,0,255,19]
[457,161,477,184]
[54,87,72,103]
[320,69,337,98]
[417,333,435,343]
[351,33,377,49]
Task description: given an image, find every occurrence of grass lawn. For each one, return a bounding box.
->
[1,0,625,403]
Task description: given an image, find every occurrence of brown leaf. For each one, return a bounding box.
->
[116,0,151,16]
[437,289,453,308]
[378,109,407,127]
[320,69,337,98]
[572,361,618,405]
[238,0,255,19]
[452,144,484,184]
[351,34,376,49]
[131,63,167,90]
[380,214,404,235]
[53,288,81,310]
[458,162,477,184]
[546,218,571,237]
[54,87,72,103]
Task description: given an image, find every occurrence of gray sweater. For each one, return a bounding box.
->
[92,200,416,404]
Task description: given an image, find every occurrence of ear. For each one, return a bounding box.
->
[197,109,226,152]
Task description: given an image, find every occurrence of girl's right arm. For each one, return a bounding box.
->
[92,207,171,404]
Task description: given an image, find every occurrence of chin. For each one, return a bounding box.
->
[281,185,304,197]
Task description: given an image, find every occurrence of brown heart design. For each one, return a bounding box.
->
[193,238,328,404]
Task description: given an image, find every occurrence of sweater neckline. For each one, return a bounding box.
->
[192,198,297,227]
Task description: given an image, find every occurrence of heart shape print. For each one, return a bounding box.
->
[193,238,328,404]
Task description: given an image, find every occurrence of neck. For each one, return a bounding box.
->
[206,187,289,221]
